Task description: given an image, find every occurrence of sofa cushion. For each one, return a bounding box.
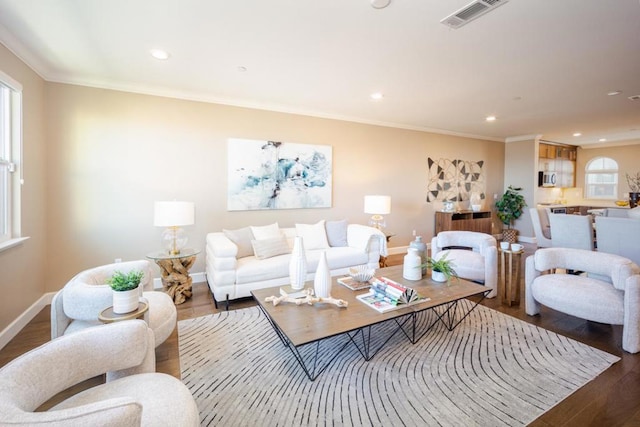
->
[296,220,329,250]
[251,236,291,260]
[325,219,348,247]
[250,222,281,240]
[223,227,254,258]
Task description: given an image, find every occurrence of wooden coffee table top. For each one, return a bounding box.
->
[251,265,488,347]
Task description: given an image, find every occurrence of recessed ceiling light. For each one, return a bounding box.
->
[573,132,582,137]
[607,90,622,96]
[370,0,391,9]
[237,66,247,72]
[485,116,496,122]
[149,49,170,60]
[370,92,384,101]
[599,138,607,142]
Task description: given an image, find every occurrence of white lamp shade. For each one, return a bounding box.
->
[364,195,391,215]
[153,201,195,227]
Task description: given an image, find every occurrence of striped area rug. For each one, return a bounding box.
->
[178,302,619,426]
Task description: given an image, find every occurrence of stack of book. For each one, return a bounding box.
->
[356,277,426,313]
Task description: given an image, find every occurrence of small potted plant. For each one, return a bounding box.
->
[626,172,640,208]
[495,185,527,243]
[426,252,458,283]
[107,270,144,314]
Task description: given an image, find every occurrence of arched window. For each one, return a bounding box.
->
[585,157,618,199]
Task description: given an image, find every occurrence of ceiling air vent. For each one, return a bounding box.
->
[440,0,509,29]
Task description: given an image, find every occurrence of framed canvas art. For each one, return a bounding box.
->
[228,138,332,211]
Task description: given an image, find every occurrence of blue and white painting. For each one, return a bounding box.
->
[228,138,332,211]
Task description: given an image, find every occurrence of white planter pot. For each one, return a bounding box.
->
[432,271,447,283]
[112,288,139,314]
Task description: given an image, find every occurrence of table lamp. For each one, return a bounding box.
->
[154,201,195,255]
[364,195,391,229]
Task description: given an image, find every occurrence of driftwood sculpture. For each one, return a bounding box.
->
[265,288,348,308]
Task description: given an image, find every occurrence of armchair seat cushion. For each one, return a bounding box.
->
[531,275,624,325]
[435,249,485,283]
[52,372,199,426]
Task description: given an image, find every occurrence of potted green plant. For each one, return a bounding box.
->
[626,172,640,208]
[495,185,527,243]
[426,252,458,283]
[107,270,144,314]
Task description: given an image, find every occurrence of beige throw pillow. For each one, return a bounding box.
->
[223,227,254,258]
[251,236,291,259]
[250,222,281,240]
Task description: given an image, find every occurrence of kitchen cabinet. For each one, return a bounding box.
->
[538,143,577,187]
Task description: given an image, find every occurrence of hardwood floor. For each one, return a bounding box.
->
[2,244,640,426]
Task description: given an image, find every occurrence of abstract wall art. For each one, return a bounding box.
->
[228,138,332,211]
[426,157,485,203]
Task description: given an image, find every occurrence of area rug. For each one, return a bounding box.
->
[178,302,619,426]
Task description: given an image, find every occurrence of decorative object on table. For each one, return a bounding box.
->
[313,251,332,298]
[227,138,332,211]
[265,291,348,308]
[626,172,640,208]
[348,264,374,282]
[615,200,630,207]
[364,195,391,229]
[427,252,458,283]
[357,276,426,313]
[469,191,482,212]
[153,201,195,255]
[402,247,422,280]
[288,236,307,290]
[409,234,428,275]
[495,185,527,243]
[107,269,144,314]
[425,157,485,208]
[337,275,373,291]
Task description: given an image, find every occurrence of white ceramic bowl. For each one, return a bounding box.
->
[349,265,375,282]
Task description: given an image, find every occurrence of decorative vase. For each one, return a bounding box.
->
[629,192,640,208]
[502,228,518,244]
[402,248,422,280]
[289,236,308,290]
[112,288,139,314]
[432,271,447,283]
[314,251,331,298]
[469,192,481,211]
[409,236,427,276]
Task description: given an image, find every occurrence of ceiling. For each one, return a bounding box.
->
[0,0,639,147]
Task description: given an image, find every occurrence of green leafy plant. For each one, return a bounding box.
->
[495,185,527,229]
[107,270,144,292]
[425,252,458,282]
[626,172,640,193]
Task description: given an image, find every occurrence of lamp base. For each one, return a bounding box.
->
[161,226,188,255]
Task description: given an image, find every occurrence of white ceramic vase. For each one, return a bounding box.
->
[314,251,331,298]
[112,288,139,314]
[289,236,308,290]
[402,248,422,280]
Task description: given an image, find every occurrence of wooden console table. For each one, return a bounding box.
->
[435,210,492,234]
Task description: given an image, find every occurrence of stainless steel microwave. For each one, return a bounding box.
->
[538,171,557,187]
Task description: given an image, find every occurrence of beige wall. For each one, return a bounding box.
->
[43,83,505,294]
[577,144,640,201]
[0,44,47,329]
[503,137,537,239]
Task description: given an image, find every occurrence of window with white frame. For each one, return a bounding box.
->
[0,71,22,246]
[585,157,618,199]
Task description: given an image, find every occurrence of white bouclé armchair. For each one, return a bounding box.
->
[431,231,498,298]
[526,247,640,353]
[0,320,200,426]
[51,260,177,347]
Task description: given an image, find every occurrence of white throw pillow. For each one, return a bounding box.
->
[251,236,291,260]
[250,222,281,240]
[296,220,330,250]
[629,206,640,220]
[325,219,348,247]
[223,227,254,258]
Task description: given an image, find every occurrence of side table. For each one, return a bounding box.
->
[98,301,149,323]
[147,248,200,305]
[499,248,524,306]
[379,233,395,268]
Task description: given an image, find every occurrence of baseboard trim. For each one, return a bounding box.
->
[0,292,55,350]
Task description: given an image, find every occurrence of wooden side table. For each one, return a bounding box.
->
[499,248,524,306]
[98,301,149,323]
[147,248,200,305]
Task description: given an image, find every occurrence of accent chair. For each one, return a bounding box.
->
[548,213,595,251]
[529,207,553,248]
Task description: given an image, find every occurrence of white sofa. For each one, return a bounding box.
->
[206,221,387,307]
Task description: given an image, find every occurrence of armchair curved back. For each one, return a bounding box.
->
[529,207,553,248]
[431,230,496,256]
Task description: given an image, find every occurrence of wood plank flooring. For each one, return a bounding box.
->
[2,243,639,426]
